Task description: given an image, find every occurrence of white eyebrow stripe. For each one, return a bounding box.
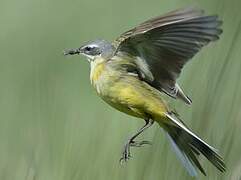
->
[89,45,97,48]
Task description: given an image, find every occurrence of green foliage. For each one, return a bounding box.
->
[0,0,240,179]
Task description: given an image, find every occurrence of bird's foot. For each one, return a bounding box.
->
[119,140,152,163]
[130,140,152,147]
[119,140,131,163]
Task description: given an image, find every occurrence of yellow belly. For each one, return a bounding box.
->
[107,77,168,119]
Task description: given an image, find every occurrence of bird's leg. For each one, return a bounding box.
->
[120,119,154,163]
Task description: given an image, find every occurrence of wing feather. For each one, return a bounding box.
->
[113,7,222,104]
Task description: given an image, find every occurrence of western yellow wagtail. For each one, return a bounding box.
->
[64,7,226,176]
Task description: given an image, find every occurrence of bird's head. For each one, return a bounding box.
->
[64,39,115,61]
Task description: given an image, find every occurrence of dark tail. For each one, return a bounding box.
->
[162,112,226,176]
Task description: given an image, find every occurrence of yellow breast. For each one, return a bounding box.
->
[90,57,106,85]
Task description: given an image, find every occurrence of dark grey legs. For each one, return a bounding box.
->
[120,119,154,162]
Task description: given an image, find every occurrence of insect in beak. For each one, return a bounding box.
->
[63,48,82,56]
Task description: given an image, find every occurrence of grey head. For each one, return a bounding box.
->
[64,39,115,61]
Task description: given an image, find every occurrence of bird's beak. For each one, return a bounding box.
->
[63,47,82,56]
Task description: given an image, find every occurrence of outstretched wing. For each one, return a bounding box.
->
[113,7,222,104]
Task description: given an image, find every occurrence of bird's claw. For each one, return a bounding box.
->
[120,141,131,163]
[130,140,152,147]
[119,140,152,163]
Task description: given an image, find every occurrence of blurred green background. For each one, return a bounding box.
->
[1,0,241,179]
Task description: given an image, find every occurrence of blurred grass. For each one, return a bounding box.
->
[0,0,241,179]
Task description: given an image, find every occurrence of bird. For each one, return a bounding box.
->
[64,7,226,176]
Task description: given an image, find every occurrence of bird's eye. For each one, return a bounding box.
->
[83,45,100,55]
[85,46,92,51]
